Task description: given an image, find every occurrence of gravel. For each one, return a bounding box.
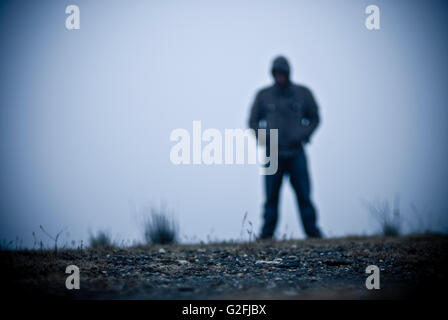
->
[1,235,447,299]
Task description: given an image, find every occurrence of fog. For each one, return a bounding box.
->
[1,0,447,248]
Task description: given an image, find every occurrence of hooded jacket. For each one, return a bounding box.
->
[248,56,320,157]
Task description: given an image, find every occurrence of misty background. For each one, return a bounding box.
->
[1,0,448,248]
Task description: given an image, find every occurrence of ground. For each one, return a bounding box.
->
[1,235,447,299]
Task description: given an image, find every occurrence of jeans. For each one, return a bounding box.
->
[260,147,321,238]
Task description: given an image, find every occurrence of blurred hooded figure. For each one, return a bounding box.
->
[248,56,322,239]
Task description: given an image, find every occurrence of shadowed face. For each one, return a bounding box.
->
[273,71,288,88]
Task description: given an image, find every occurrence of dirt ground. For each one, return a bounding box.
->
[1,235,447,300]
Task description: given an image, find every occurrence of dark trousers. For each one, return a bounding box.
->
[260,148,321,238]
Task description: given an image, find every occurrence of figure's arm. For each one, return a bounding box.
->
[248,92,263,138]
[302,89,320,142]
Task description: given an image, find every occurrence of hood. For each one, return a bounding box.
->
[271,56,291,77]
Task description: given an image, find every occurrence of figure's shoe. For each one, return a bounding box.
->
[307,230,323,239]
[256,234,274,242]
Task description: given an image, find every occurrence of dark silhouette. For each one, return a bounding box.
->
[248,56,322,239]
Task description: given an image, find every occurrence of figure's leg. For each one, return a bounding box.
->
[260,159,285,239]
[289,150,322,238]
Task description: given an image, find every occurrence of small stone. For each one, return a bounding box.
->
[255,259,282,265]
[278,262,301,269]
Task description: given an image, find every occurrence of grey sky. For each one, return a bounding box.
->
[1,0,447,247]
